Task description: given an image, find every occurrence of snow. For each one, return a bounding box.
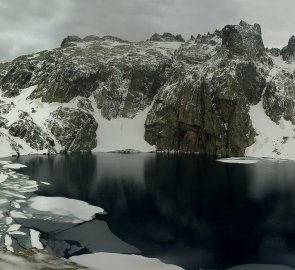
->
[5,235,13,252]
[150,42,183,57]
[100,40,130,49]
[0,41,294,162]
[0,83,156,157]
[8,231,26,236]
[227,264,294,270]
[269,54,295,77]
[40,181,50,185]
[0,198,9,204]
[10,210,31,219]
[0,173,8,183]
[7,224,21,232]
[70,253,185,270]
[0,250,80,270]
[0,85,64,158]
[11,201,21,209]
[3,191,26,199]
[29,229,43,249]
[90,95,156,152]
[0,161,11,165]
[245,101,295,160]
[0,135,16,158]
[3,164,27,169]
[5,217,13,225]
[28,196,105,223]
[217,158,259,164]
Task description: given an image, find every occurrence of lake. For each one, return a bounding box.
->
[6,153,295,270]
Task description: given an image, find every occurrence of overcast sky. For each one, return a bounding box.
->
[0,0,295,62]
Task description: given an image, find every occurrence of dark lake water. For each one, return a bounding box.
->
[8,153,295,270]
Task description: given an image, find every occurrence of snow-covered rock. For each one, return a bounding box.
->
[0,22,295,159]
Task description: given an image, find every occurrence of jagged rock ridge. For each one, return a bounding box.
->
[0,22,295,159]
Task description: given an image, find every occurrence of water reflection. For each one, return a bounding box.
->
[9,154,295,269]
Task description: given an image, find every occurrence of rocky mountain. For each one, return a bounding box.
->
[0,20,295,159]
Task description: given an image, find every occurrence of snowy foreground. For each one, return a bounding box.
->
[0,251,293,270]
[70,254,295,270]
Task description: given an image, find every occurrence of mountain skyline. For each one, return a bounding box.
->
[1,0,295,62]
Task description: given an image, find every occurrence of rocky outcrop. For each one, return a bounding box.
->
[149,33,185,42]
[8,112,56,153]
[281,36,295,60]
[222,20,265,58]
[0,117,8,128]
[235,61,266,104]
[263,70,295,124]
[145,23,266,156]
[48,107,98,152]
[0,36,174,119]
[77,97,94,112]
[60,35,83,48]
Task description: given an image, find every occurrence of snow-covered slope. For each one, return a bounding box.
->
[0,34,183,157]
[0,85,157,158]
[246,100,295,160]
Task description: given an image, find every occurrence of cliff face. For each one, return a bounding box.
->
[0,21,295,159]
[145,21,273,156]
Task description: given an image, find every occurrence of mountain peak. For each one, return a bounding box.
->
[60,35,83,48]
[222,21,264,58]
[281,35,295,60]
[149,33,185,42]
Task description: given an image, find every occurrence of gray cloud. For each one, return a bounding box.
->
[0,0,295,62]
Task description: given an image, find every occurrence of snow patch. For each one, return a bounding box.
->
[227,264,294,270]
[217,158,259,164]
[0,173,8,183]
[3,164,27,170]
[90,96,156,152]
[5,235,13,252]
[28,196,105,223]
[70,252,185,270]
[40,181,50,186]
[30,229,43,249]
[7,224,21,232]
[10,210,31,219]
[0,161,11,165]
[246,101,295,160]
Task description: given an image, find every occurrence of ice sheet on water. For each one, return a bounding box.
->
[217,157,259,164]
[0,160,106,253]
[227,264,294,270]
[3,164,27,169]
[0,162,39,251]
[71,252,185,270]
[0,173,8,183]
[27,196,105,223]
